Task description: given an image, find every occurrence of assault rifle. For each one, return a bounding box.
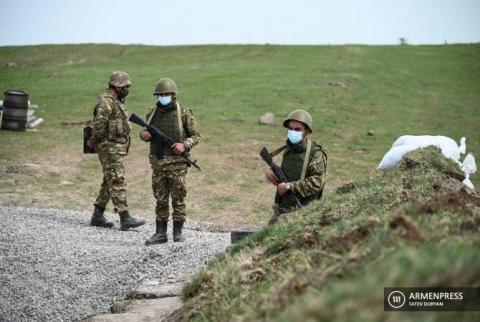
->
[259,147,302,207]
[129,113,201,171]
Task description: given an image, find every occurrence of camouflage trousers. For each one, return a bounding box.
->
[150,155,188,222]
[94,151,129,213]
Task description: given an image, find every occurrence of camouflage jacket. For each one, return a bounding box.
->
[92,91,131,155]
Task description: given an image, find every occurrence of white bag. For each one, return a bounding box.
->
[377,145,416,171]
[461,153,477,189]
[378,135,475,189]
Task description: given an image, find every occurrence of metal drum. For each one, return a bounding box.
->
[2,90,29,131]
[3,90,29,108]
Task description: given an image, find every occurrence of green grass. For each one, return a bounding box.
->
[0,44,479,227]
[180,148,480,321]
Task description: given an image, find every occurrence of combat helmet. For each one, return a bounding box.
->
[109,71,132,87]
[283,109,313,132]
[153,78,178,95]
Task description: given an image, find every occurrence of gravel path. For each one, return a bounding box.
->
[0,206,230,322]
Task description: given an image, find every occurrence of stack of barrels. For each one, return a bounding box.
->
[1,90,29,131]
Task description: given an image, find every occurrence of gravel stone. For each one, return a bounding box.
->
[0,206,229,322]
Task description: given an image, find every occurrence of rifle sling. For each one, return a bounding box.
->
[146,106,157,125]
[270,145,288,157]
[300,139,312,181]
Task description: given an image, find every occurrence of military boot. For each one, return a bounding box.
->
[90,205,114,228]
[119,211,146,231]
[145,220,168,246]
[173,220,185,242]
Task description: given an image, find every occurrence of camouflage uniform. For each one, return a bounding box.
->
[93,91,131,213]
[272,139,327,223]
[146,102,201,222]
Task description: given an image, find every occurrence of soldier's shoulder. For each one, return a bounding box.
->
[96,93,115,107]
[311,142,328,161]
[312,141,327,152]
[181,106,195,119]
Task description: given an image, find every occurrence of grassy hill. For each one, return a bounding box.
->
[180,148,480,321]
[0,44,479,228]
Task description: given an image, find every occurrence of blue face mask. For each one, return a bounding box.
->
[158,95,172,106]
[288,130,303,144]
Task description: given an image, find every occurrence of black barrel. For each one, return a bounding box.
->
[1,90,29,131]
[1,118,28,131]
[3,90,29,108]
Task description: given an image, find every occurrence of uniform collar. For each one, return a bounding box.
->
[286,138,309,152]
[156,101,176,112]
[103,90,122,104]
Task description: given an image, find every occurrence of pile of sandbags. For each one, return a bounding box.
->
[377,135,477,189]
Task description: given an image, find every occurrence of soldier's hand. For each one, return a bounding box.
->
[277,182,289,196]
[265,169,278,185]
[140,130,152,141]
[172,143,186,155]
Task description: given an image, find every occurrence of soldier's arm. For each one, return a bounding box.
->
[290,150,327,198]
[92,100,112,144]
[182,109,201,150]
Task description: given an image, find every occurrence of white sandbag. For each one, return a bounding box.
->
[461,153,477,190]
[377,145,417,171]
[461,153,477,175]
[463,178,474,190]
[392,135,466,163]
[378,135,475,190]
[458,137,466,155]
[392,135,432,149]
[433,136,466,163]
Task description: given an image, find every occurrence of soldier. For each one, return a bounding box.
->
[265,109,327,224]
[90,71,146,230]
[140,78,201,245]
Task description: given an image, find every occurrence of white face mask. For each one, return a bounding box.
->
[287,130,303,144]
[158,95,172,106]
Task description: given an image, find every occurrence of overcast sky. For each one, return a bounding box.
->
[0,0,479,46]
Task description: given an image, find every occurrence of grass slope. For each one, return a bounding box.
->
[0,44,479,227]
[180,148,480,321]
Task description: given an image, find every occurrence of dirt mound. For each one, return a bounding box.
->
[324,220,379,254]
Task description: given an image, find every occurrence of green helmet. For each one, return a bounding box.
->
[153,78,178,95]
[109,71,132,87]
[283,109,313,132]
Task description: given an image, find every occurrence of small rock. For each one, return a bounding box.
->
[6,165,19,173]
[230,117,246,123]
[61,181,74,186]
[259,113,275,125]
[367,130,375,136]
[24,163,40,168]
[328,81,346,88]
[6,62,17,67]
